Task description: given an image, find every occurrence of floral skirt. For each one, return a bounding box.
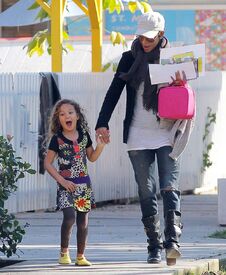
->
[56,178,95,212]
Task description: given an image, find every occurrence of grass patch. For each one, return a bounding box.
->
[208,229,226,239]
[202,272,226,275]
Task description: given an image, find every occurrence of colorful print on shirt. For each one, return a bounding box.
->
[48,128,95,212]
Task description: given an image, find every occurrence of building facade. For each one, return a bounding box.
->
[0,0,226,71]
[0,0,48,37]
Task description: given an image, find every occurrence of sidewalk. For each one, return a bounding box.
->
[1,194,226,275]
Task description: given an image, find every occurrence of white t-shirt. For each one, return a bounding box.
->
[127,83,172,151]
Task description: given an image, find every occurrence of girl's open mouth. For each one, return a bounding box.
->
[66,121,72,127]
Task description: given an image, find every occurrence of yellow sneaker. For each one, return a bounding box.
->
[75,256,92,266]
[58,252,71,264]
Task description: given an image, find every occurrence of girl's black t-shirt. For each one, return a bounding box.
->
[48,129,92,181]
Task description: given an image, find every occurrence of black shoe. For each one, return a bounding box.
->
[147,248,162,264]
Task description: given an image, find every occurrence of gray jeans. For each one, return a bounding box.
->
[128,146,181,218]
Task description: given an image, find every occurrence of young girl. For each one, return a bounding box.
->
[44,99,105,266]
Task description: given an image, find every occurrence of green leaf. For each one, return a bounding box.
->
[36,8,49,21]
[128,1,137,13]
[112,63,118,72]
[102,62,111,72]
[25,29,49,57]
[3,221,13,230]
[46,33,51,45]
[109,0,116,13]
[47,46,51,55]
[27,169,36,174]
[114,0,123,14]
[63,31,69,40]
[7,250,13,258]
[14,220,19,227]
[109,30,128,48]
[17,172,25,180]
[103,0,111,9]
[62,48,68,54]
[27,2,40,10]
[136,1,144,13]
[110,31,117,44]
[13,232,23,243]
[0,200,4,208]
[26,37,39,57]
[20,229,26,235]
[65,44,74,52]
[23,162,31,169]
[140,1,152,13]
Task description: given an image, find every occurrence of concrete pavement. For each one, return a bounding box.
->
[1,194,226,274]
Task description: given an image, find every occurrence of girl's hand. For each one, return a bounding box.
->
[60,179,76,192]
[171,70,187,86]
[96,133,106,146]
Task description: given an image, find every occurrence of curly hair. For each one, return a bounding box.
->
[47,99,89,139]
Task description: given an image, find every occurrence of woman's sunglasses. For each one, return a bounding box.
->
[137,34,159,43]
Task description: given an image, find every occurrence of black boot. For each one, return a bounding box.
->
[164,210,182,266]
[142,214,163,264]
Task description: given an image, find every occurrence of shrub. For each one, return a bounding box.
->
[0,135,36,257]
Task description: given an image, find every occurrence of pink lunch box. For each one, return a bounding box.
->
[158,83,195,119]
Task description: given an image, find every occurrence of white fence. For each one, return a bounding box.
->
[1,71,226,213]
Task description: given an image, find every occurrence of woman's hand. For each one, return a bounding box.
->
[96,127,110,144]
[60,179,76,192]
[171,70,187,86]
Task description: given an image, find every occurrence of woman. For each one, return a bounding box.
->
[95,11,193,266]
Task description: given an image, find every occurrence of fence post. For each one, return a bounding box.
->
[218,178,226,225]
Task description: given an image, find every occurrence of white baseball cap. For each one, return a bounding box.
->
[135,12,165,39]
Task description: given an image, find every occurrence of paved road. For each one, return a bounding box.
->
[1,194,225,274]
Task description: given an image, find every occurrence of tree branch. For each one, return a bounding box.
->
[71,0,89,16]
[35,0,51,16]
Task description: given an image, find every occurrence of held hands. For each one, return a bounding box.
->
[96,127,110,144]
[96,135,106,146]
[60,179,76,192]
[170,70,187,86]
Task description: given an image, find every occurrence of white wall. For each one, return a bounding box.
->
[0,40,128,73]
[179,72,226,191]
[1,71,225,213]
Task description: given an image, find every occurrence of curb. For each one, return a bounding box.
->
[0,258,222,275]
[173,259,219,275]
